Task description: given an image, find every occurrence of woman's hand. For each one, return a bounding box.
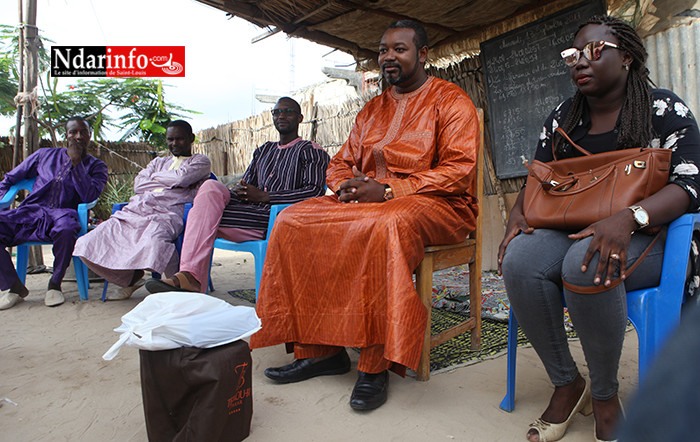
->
[568,209,638,287]
[498,190,533,275]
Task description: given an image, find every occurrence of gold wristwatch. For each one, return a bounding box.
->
[383,185,394,201]
[628,205,650,229]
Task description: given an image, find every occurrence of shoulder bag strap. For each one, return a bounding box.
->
[562,231,662,294]
[554,127,594,158]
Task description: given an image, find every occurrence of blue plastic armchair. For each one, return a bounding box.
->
[207,202,292,300]
[0,177,97,301]
[499,212,700,412]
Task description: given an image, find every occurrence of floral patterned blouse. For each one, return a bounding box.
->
[535,88,700,212]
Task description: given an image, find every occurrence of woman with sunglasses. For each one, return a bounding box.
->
[498,15,700,442]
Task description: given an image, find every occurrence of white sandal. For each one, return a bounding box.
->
[527,377,593,442]
[0,292,24,310]
[106,279,145,301]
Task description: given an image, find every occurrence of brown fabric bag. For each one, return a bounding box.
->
[523,127,672,230]
[139,340,252,442]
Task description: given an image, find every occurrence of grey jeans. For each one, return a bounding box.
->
[501,228,665,400]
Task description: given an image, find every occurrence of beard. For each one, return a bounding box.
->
[274,122,295,135]
[382,56,420,86]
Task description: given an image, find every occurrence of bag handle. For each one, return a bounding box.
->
[554,127,593,159]
[562,231,662,294]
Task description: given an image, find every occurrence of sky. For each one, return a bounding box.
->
[0,0,356,137]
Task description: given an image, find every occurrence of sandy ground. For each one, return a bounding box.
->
[0,248,640,441]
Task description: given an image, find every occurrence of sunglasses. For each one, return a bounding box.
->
[271,108,298,116]
[560,40,620,67]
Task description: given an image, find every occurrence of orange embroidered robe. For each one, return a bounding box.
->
[250,77,479,371]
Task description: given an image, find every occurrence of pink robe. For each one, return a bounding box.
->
[74,154,210,286]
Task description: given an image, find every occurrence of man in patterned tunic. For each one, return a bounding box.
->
[145,97,330,294]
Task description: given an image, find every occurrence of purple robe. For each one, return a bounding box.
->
[73,154,210,286]
[0,147,108,289]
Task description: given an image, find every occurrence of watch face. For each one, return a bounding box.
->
[633,207,649,225]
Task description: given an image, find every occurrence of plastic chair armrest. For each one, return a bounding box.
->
[0,178,35,210]
[184,202,193,222]
[78,200,98,235]
[267,203,292,235]
[111,202,128,214]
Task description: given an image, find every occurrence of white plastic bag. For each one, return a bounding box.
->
[102,292,261,360]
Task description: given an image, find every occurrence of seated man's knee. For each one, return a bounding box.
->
[51,215,81,240]
[195,179,228,202]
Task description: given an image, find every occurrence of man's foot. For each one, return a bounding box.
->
[0,292,24,310]
[128,270,145,287]
[264,349,351,384]
[44,289,65,307]
[593,394,623,441]
[349,370,388,411]
[527,374,592,442]
[145,272,199,294]
[106,279,145,301]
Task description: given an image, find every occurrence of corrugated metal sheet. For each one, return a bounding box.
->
[645,20,700,117]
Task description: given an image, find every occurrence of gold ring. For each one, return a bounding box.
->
[610,253,620,260]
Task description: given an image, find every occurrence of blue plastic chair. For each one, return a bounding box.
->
[0,177,97,301]
[207,202,292,300]
[499,212,700,412]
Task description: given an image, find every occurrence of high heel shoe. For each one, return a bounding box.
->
[527,377,593,442]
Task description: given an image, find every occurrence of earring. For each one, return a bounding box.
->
[624,64,629,71]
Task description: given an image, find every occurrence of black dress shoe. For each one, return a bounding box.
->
[349,370,388,410]
[264,349,351,384]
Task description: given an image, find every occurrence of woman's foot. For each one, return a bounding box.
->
[593,394,623,441]
[527,374,592,442]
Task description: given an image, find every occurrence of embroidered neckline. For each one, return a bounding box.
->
[389,76,434,100]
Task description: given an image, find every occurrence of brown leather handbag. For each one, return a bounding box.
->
[522,127,672,230]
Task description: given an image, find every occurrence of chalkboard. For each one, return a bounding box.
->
[480,0,605,179]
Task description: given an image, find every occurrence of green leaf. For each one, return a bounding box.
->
[149,123,166,134]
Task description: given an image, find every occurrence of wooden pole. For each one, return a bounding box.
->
[12,0,24,168]
[22,0,44,269]
[22,0,38,158]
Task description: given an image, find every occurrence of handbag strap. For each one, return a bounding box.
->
[554,127,593,159]
[562,231,662,294]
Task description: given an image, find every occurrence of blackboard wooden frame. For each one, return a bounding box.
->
[480,0,606,179]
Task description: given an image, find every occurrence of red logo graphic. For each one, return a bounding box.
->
[227,362,250,415]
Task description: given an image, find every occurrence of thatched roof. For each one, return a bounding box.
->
[194,0,585,68]
[194,1,698,68]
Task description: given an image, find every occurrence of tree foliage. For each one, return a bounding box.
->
[0,23,197,149]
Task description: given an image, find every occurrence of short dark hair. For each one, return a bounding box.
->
[276,96,301,114]
[65,116,90,131]
[167,120,194,136]
[387,20,429,49]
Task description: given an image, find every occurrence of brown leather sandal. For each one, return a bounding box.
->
[144,272,199,294]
